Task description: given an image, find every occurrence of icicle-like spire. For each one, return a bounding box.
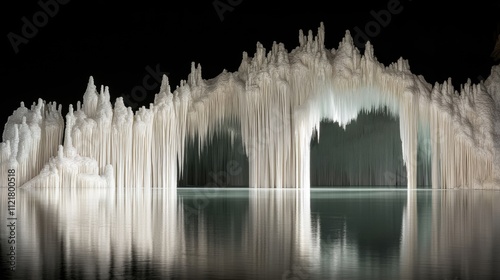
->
[82,76,99,118]
[3,23,500,190]
[159,74,170,94]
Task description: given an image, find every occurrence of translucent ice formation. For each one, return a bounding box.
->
[2,23,499,189]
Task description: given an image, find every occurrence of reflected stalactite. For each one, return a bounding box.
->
[399,189,419,280]
[2,188,500,279]
[243,189,321,279]
[2,188,183,279]
[176,188,251,278]
[399,190,500,279]
[176,189,321,279]
[425,190,500,279]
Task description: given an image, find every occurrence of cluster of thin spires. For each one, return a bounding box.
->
[1,23,499,189]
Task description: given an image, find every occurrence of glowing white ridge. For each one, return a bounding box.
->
[2,23,499,189]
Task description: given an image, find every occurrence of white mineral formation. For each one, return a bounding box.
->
[2,23,499,189]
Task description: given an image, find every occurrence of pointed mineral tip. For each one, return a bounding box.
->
[342,30,354,46]
[85,76,97,95]
[191,61,196,73]
[114,96,125,108]
[188,62,198,86]
[298,29,305,47]
[317,22,325,47]
[307,29,314,43]
[364,41,374,59]
[196,63,203,84]
[102,86,111,103]
[160,74,170,94]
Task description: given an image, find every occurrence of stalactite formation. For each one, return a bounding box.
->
[2,23,499,189]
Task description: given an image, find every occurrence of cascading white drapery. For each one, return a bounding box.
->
[2,23,498,189]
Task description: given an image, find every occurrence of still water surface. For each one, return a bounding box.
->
[1,188,499,279]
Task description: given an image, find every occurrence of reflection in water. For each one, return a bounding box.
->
[1,188,500,279]
[1,188,183,279]
[177,188,320,279]
[400,190,418,279]
[244,189,320,279]
[313,189,406,279]
[401,190,500,280]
